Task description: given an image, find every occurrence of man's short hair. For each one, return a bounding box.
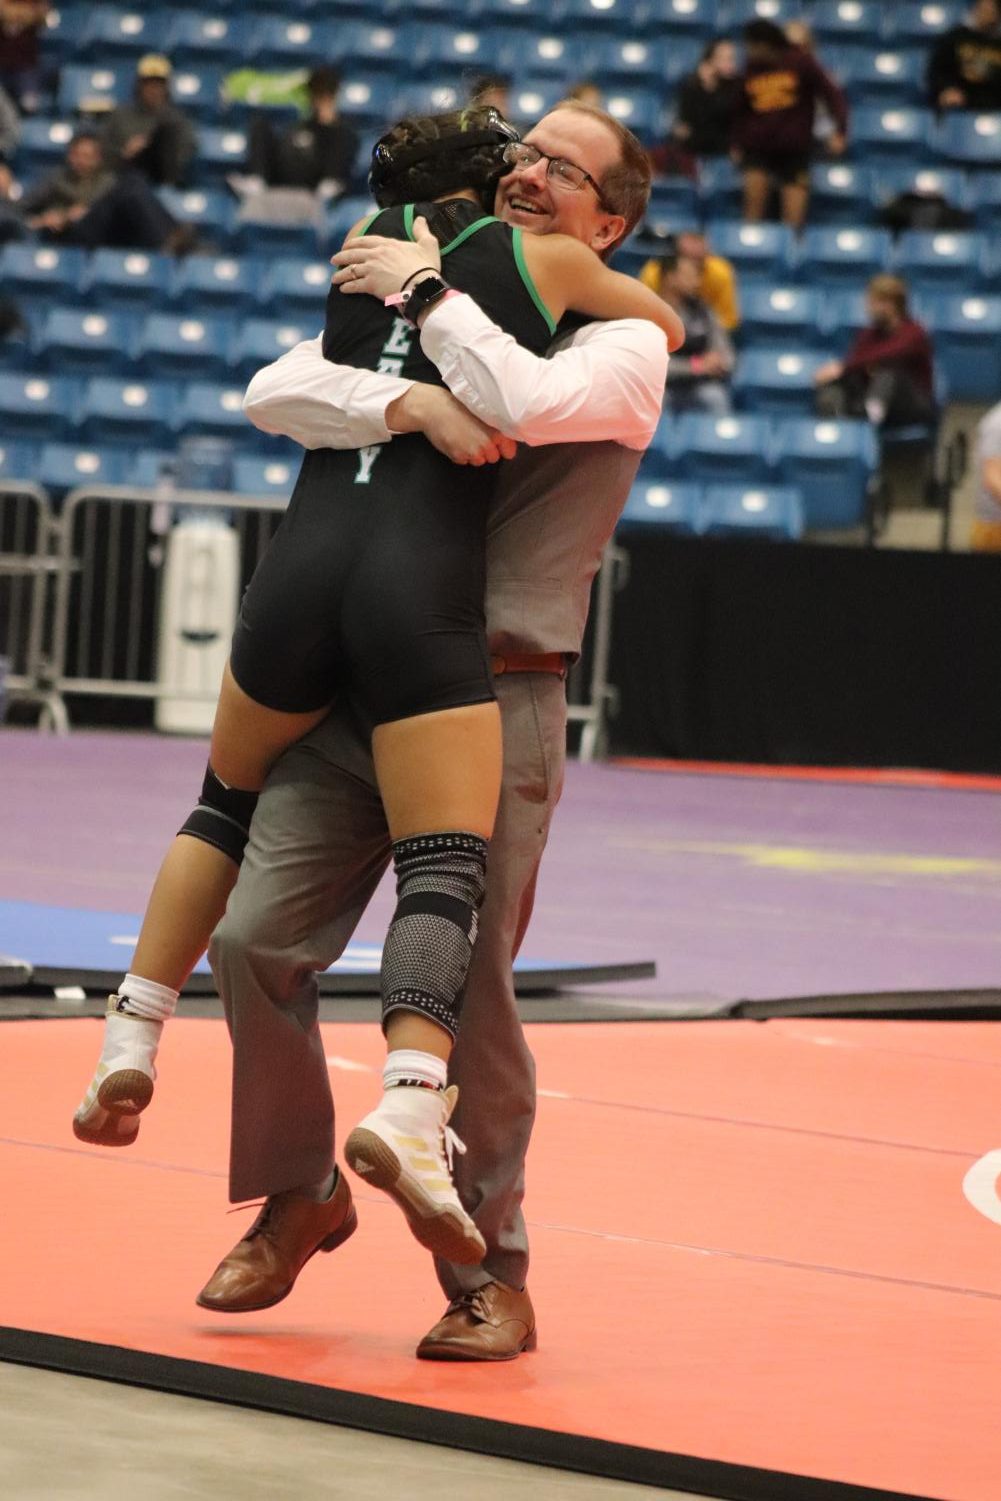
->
[868,273,909,316]
[550,100,652,248]
[468,72,510,102]
[307,65,341,98]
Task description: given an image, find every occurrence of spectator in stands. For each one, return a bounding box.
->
[640,228,740,331]
[0,78,18,160]
[671,37,741,160]
[0,0,48,113]
[565,79,603,110]
[656,247,735,414]
[733,18,849,231]
[813,274,935,428]
[0,157,20,241]
[970,399,1001,550]
[100,54,197,188]
[468,73,511,116]
[21,130,194,252]
[928,0,1001,112]
[245,65,358,200]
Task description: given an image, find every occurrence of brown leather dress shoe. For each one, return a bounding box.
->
[416,1281,536,1361]
[196,1170,357,1314]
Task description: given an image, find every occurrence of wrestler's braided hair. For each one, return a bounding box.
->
[370,106,515,213]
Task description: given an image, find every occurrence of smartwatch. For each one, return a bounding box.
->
[386,274,453,326]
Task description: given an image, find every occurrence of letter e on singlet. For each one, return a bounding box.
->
[355,445,382,485]
[383,317,414,358]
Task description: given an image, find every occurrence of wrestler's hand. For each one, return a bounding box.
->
[331,216,443,299]
[386,384,517,466]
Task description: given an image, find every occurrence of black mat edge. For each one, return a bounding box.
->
[0,953,32,990]
[23,960,657,998]
[736,989,1001,1020]
[0,1327,936,1501]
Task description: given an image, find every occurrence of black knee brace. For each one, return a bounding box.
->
[381,832,488,1041]
[178,763,259,866]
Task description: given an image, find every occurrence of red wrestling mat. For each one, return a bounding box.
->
[2,1018,1000,1499]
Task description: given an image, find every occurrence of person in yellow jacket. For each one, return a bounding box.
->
[641,230,740,331]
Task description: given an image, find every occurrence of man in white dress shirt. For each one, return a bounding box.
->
[198,104,672,1360]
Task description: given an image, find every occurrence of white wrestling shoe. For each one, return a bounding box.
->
[344,1085,486,1265]
[72,995,161,1148]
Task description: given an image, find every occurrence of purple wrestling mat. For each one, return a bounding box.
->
[2,728,1000,1014]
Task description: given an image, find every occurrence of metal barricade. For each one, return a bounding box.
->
[0,479,65,730]
[566,540,629,763]
[48,486,286,724]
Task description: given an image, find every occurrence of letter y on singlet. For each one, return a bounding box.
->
[355,445,382,485]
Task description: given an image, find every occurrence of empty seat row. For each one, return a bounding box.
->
[619,479,805,541]
[0,244,338,319]
[0,437,299,502]
[641,412,878,531]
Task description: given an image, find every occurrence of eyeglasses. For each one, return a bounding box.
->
[501,141,611,210]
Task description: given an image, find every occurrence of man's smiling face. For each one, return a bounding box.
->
[493,108,624,253]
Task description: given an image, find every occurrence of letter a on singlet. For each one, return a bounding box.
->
[355,445,382,485]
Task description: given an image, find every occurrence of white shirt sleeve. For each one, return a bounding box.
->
[419,293,668,450]
[242,335,415,451]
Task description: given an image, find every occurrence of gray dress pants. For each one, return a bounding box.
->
[209,671,567,1298]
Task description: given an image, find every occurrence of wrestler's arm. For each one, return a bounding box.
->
[524,232,685,349]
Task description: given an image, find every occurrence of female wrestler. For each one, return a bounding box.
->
[74,107,682,1263]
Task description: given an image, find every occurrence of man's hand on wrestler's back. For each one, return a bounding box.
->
[331,215,443,299]
[386,385,517,467]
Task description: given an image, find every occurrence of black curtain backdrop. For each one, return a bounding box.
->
[609,534,1001,773]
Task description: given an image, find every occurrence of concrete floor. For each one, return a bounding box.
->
[0,1363,721,1501]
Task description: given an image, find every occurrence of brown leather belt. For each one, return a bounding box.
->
[490,652,567,678]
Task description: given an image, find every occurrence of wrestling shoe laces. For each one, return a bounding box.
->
[344,1084,486,1265]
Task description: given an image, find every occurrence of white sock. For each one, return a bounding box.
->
[382,1049,447,1093]
[114,972,179,1023]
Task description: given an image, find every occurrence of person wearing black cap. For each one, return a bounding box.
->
[100,53,196,187]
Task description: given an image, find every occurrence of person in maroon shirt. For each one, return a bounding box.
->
[732,19,849,230]
[814,274,936,428]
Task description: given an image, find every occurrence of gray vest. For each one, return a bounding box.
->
[484,439,641,659]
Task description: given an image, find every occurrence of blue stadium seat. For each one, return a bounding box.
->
[174,382,255,443]
[170,65,225,122]
[647,177,701,223]
[650,0,716,35]
[509,78,573,123]
[889,2,962,45]
[232,454,299,499]
[41,2,89,64]
[195,126,250,186]
[732,348,829,414]
[968,171,1001,229]
[808,162,874,225]
[839,48,925,106]
[228,319,312,380]
[719,0,800,26]
[79,377,175,444]
[557,0,653,32]
[474,0,556,26]
[157,188,234,243]
[697,157,744,220]
[36,442,127,495]
[392,82,465,118]
[819,288,871,340]
[14,117,76,173]
[590,38,671,90]
[0,373,81,441]
[247,16,338,67]
[326,194,379,246]
[773,417,877,530]
[0,440,40,483]
[850,106,935,164]
[700,484,804,542]
[0,244,86,310]
[503,30,591,81]
[36,307,136,375]
[80,9,172,60]
[171,255,260,313]
[82,250,173,309]
[339,19,414,71]
[617,478,702,534]
[136,313,232,379]
[738,286,822,347]
[936,112,1001,168]
[673,413,775,484]
[707,221,795,285]
[260,258,333,319]
[338,74,398,133]
[168,12,256,68]
[894,229,986,291]
[416,24,494,78]
[603,87,664,143]
[919,293,1001,399]
[124,450,181,489]
[58,64,131,115]
[812,1,885,45]
[795,226,894,287]
[872,164,969,218]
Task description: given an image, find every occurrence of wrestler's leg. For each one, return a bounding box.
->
[73,663,330,1146]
